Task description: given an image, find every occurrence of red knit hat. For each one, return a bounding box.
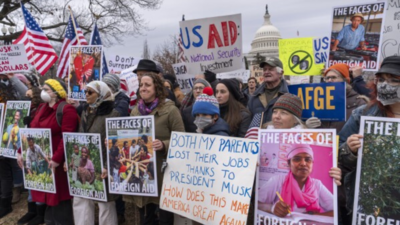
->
[324,63,350,83]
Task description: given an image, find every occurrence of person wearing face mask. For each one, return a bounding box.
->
[72,81,120,225]
[102,73,130,116]
[338,56,400,224]
[17,78,79,225]
[192,87,230,136]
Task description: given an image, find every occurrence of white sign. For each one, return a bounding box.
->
[119,65,139,99]
[0,44,30,73]
[107,54,140,74]
[217,69,250,83]
[380,1,400,62]
[179,14,243,74]
[160,132,259,225]
[172,63,195,94]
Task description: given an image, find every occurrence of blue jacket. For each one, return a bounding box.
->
[114,92,130,116]
[203,118,230,136]
[351,76,371,98]
[247,79,289,124]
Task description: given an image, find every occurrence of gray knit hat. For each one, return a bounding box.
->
[103,73,120,92]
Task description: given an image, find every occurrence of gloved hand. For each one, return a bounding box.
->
[306,117,321,128]
[23,116,32,126]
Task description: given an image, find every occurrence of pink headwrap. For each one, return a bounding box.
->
[15,73,28,84]
[286,144,313,160]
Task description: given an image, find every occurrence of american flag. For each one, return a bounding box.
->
[56,13,88,78]
[13,3,58,75]
[178,35,186,63]
[89,23,109,77]
[244,112,264,139]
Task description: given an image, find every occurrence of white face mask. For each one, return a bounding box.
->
[194,116,213,133]
[40,90,52,102]
[377,82,400,106]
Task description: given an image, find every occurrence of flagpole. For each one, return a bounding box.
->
[68,6,81,45]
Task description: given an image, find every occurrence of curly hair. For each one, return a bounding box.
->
[137,72,167,106]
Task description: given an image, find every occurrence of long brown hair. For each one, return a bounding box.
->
[223,95,249,134]
[137,72,167,106]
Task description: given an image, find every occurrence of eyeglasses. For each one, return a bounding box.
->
[194,87,204,91]
[324,76,339,81]
[84,90,94,96]
[291,156,313,163]
[374,77,400,86]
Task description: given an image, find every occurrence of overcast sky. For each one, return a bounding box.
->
[105,0,374,58]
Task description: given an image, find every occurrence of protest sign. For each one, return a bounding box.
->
[63,133,107,202]
[107,54,140,74]
[106,116,157,196]
[217,69,250,83]
[249,65,264,84]
[380,1,400,63]
[119,65,139,99]
[179,14,243,74]
[172,63,195,94]
[160,132,259,225]
[328,2,386,71]
[0,44,30,73]
[0,101,31,158]
[289,76,310,85]
[288,82,346,121]
[69,45,103,101]
[313,36,330,66]
[279,37,325,76]
[353,116,400,225]
[20,128,55,193]
[256,129,337,225]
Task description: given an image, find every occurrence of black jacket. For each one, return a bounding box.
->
[203,118,230,136]
[182,105,197,133]
[114,92,130,116]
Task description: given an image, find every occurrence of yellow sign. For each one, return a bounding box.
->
[279,37,324,76]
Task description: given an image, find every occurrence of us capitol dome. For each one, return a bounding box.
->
[246,4,281,64]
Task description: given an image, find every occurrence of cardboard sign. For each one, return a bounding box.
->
[160,132,259,225]
[172,63,195,94]
[63,133,108,202]
[0,44,30,73]
[328,2,386,71]
[108,54,140,74]
[179,14,243,74]
[20,128,56,193]
[288,82,346,121]
[217,69,250,83]
[256,129,337,225]
[249,65,264,84]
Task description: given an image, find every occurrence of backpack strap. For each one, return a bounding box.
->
[56,101,67,127]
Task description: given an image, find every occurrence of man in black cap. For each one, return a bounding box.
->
[247,57,289,124]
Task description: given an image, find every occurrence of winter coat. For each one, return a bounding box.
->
[30,100,79,206]
[173,87,185,104]
[124,100,185,207]
[247,79,289,124]
[114,91,130,116]
[203,118,230,136]
[320,88,368,133]
[79,101,120,202]
[182,105,197,133]
[219,105,252,137]
[351,76,371,97]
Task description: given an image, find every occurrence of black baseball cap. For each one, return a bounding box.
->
[376,56,400,76]
[260,57,283,68]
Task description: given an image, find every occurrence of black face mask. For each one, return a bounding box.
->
[0,78,10,87]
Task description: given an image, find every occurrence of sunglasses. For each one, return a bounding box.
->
[84,90,95,96]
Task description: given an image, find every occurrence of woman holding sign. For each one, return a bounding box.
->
[126,72,184,225]
[73,81,120,225]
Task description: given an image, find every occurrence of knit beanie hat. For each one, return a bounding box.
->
[204,70,216,83]
[15,74,28,84]
[272,93,303,119]
[163,74,179,89]
[44,79,67,99]
[193,78,211,88]
[24,74,40,87]
[103,73,120,92]
[324,63,350,83]
[218,79,243,102]
[192,87,220,117]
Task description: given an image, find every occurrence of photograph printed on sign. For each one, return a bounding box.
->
[328,2,386,71]
[68,45,103,101]
[20,129,56,193]
[106,116,157,196]
[0,101,31,158]
[353,116,400,225]
[256,129,338,225]
[63,133,107,202]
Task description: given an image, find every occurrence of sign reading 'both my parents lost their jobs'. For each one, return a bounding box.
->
[179,14,243,75]
[160,132,259,225]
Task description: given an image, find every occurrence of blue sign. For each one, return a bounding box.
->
[288,82,346,121]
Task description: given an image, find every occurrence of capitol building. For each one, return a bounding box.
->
[246,5,281,65]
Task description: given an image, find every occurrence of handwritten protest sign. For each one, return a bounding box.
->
[217,69,250,83]
[20,128,55,193]
[279,37,325,76]
[160,132,259,225]
[256,129,337,225]
[63,133,107,202]
[313,36,330,66]
[354,116,400,225]
[249,65,264,84]
[172,63,195,94]
[0,44,30,73]
[288,82,346,121]
[328,2,386,71]
[0,101,31,158]
[69,45,103,101]
[380,1,400,63]
[106,116,157,196]
[119,65,139,99]
[108,54,140,74]
[179,14,243,74]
